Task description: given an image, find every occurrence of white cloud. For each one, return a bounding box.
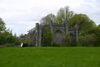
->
[0,0,100,36]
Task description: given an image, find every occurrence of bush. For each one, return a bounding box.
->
[71,42,77,47]
[53,43,61,47]
[4,43,10,47]
[42,27,53,46]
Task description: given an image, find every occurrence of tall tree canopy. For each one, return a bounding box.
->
[55,6,74,24]
[40,6,74,24]
[69,14,96,35]
[40,13,56,25]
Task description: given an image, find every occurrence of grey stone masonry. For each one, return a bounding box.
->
[28,20,84,46]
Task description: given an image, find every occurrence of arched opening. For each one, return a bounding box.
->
[53,30,64,46]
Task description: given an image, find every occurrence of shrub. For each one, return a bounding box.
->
[53,43,61,47]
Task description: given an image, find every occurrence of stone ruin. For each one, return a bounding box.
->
[28,20,84,47]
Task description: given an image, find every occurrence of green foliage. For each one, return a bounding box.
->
[0,31,18,46]
[69,14,96,35]
[0,18,6,32]
[55,6,74,24]
[71,42,77,46]
[40,6,74,24]
[40,13,56,24]
[53,43,61,47]
[0,47,100,67]
[87,33,97,46]
[42,27,53,46]
[97,24,100,29]
[19,34,28,44]
[88,27,100,47]
[7,35,16,44]
[24,35,28,44]
[78,35,88,46]
[0,33,6,45]
[0,18,18,45]
[78,33,97,47]
[63,33,70,46]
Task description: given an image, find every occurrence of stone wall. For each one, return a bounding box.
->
[28,20,78,46]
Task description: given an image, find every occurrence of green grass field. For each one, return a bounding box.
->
[0,47,100,67]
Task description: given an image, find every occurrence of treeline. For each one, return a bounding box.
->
[0,18,17,46]
[0,18,28,47]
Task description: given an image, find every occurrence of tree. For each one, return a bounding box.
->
[87,33,97,46]
[0,18,7,45]
[7,35,16,44]
[42,27,53,46]
[0,31,17,45]
[0,33,6,45]
[55,6,74,24]
[0,18,6,32]
[78,35,91,46]
[0,18,19,46]
[40,13,56,25]
[97,24,100,29]
[88,27,100,47]
[19,34,28,44]
[40,6,75,25]
[69,14,96,35]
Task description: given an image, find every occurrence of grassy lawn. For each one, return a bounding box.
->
[0,47,100,67]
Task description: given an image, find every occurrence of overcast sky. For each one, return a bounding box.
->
[0,0,100,36]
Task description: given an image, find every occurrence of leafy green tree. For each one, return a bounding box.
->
[69,14,96,35]
[78,35,89,46]
[40,6,74,25]
[0,31,17,45]
[88,27,100,47]
[0,18,6,32]
[7,35,16,44]
[97,24,100,29]
[78,26,100,47]
[42,27,53,46]
[87,33,97,46]
[0,18,18,45]
[40,13,56,24]
[0,33,6,45]
[0,18,8,45]
[14,33,17,38]
[56,6,74,24]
